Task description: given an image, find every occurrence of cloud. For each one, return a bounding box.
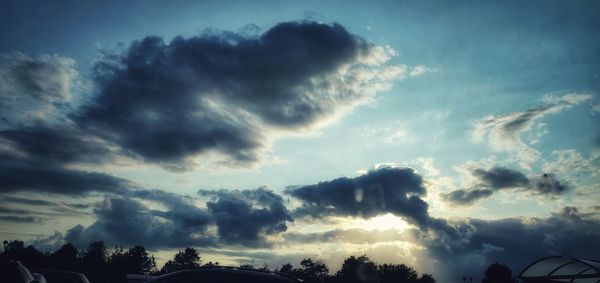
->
[65,195,215,248]
[0,124,132,195]
[282,228,405,245]
[472,93,592,168]
[62,187,292,248]
[542,149,600,182]
[0,152,136,195]
[286,165,431,227]
[199,187,294,247]
[0,52,78,126]
[0,197,88,220]
[355,121,416,144]
[73,21,405,168]
[0,21,411,197]
[0,215,46,224]
[443,166,569,205]
[0,125,114,165]
[412,206,600,283]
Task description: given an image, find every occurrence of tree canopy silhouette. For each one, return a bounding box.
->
[160,247,201,274]
[336,255,379,283]
[50,243,79,271]
[1,239,439,283]
[482,263,515,283]
[109,246,157,283]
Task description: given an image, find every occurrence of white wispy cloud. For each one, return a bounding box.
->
[472,93,593,169]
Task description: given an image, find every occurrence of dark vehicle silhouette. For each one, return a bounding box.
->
[31,273,48,283]
[150,267,302,283]
[31,269,90,283]
[1,258,38,283]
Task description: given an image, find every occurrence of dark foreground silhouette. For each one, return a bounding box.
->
[2,239,520,283]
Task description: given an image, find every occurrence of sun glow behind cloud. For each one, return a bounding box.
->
[345,213,410,231]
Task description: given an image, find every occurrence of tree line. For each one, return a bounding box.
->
[1,239,516,283]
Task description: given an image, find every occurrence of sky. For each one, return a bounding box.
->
[0,0,599,282]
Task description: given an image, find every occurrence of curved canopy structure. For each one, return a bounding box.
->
[519,256,600,283]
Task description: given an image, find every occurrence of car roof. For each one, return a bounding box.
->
[31,269,86,276]
[151,266,301,282]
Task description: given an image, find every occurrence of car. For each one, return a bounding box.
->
[150,267,302,283]
[31,273,48,283]
[30,269,90,283]
[0,258,38,283]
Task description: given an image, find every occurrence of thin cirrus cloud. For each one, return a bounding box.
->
[443,166,569,205]
[472,93,592,168]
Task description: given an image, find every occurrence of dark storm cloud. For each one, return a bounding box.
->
[286,166,431,227]
[443,167,570,205]
[132,189,213,229]
[65,196,216,249]
[0,155,136,195]
[199,187,294,247]
[0,124,132,195]
[63,188,293,248]
[74,21,393,168]
[0,21,399,196]
[0,125,114,165]
[412,206,600,283]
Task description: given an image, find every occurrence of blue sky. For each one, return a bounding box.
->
[1,1,599,282]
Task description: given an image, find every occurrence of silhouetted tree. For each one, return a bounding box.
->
[2,239,440,283]
[109,246,157,283]
[296,258,330,283]
[336,255,379,283]
[160,247,201,274]
[419,273,436,283]
[1,240,48,268]
[378,263,418,283]
[240,263,256,269]
[80,241,109,283]
[49,243,79,271]
[257,263,271,271]
[278,263,294,274]
[482,263,514,283]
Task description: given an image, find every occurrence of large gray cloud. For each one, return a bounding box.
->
[0,152,135,195]
[0,21,403,197]
[65,195,215,248]
[444,167,569,205]
[0,124,132,195]
[199,188,294,247]
[64,188,293,248]
[286,166,432,227]
[74,21,401,168]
